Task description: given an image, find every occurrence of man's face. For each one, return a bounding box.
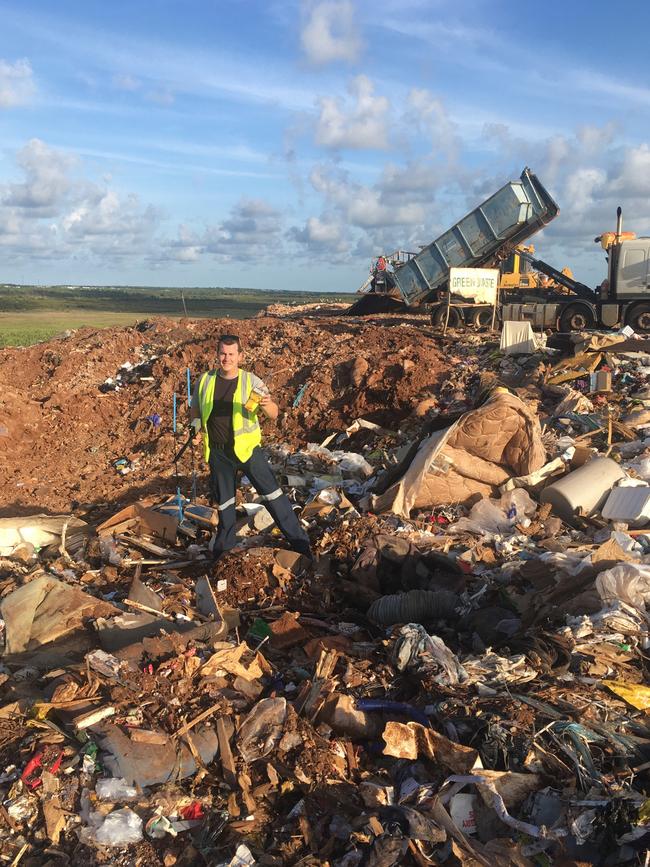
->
[218,341,241,376]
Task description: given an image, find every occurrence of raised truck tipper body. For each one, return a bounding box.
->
[390,167,559,309]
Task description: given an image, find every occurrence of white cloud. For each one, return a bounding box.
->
[301,0,362,65]
[346,186,424,228]
[5,139,75,214]
[295,114,650,276]
[289,157,441,262]
[289,215,346,252]
[146,88,175,106]
[63,189,160,249]
[378,160,444,206]
[609,143,650,197]
[3,6,316,112]
[563,167,607,218]
[315,75,390,149]
[0,138,162,263]
[203,198,284,262]
[0,58,35,107]
[406,88,458,159]
[159,225,203,263]
[576,123,617,154]
[475,122,650,284]
[310,162,427,229]
[569,69,650,107]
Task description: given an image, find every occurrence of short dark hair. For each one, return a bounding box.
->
[217,334,242,351]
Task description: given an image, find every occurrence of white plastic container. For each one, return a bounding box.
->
[602,486,650,527]
[540,457,626,522]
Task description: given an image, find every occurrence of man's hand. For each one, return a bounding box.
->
[258,394,279,420]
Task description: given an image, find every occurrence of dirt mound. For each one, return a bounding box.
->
[261,301,350,317]
[346,293,407,315]
[0,314,449,514]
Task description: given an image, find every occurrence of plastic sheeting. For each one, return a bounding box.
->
[500,321,538,355]
[595,562,650,613]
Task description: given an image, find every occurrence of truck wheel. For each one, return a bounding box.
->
[431,306,463,328]
[470,308,495,328]
[559,305,595,332]
[627,304,650,334]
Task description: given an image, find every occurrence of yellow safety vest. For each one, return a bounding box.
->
[197,369,261,463]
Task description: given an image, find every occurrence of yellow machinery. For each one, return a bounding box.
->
[499,245,574,295]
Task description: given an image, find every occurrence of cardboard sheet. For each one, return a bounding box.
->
[97,502,178,542]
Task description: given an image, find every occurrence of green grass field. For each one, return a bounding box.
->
[0,284,352,347]
[0,311,159,348]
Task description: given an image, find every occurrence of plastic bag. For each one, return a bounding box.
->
[96,777,137,801]
[99,537,123,566]
[392,624,468,685]
[595,562,650,611]
[449,489,536,538]
[86,649,123,680]
[215,844,257,867]
[626,455,650,481]
[91,807,143,846]
[237,698,287,763]
[337,452,374,478]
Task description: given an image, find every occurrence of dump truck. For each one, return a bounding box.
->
[353,242,573,322]
[355,167,650,332]
[500,213,650,333]
[350,167,561,321]
[390,167,559,307]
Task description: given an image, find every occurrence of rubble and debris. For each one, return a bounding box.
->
[1,310,650,865]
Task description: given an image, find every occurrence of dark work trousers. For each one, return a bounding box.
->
[208,445,310,555]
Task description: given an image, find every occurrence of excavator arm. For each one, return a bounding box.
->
[517,250,595,300]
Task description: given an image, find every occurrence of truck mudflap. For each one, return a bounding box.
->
[600,304,620,328]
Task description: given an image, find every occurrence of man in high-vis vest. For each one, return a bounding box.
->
[190,334,312,559]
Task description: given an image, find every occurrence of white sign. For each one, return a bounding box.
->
[449,267,499,304]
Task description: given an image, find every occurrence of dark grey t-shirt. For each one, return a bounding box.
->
[207,375,238,447]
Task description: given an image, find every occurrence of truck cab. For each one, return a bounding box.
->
[500,212,650,334]
[598,225,650,332]
[604,237,650,297]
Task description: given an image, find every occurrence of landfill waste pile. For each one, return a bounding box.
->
[0,311,449,515]
[0,309,649,866]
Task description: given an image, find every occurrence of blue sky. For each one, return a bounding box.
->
[1,0,649,291]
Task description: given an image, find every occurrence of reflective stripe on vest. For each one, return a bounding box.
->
[197,369,261,464]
